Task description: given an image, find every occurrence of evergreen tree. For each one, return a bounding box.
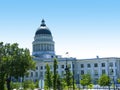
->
[56,74,64,90]
[53,58,57,90]
[45,64,53,90]
[64,64,73,89]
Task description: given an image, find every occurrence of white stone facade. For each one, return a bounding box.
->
[25,20,120,86]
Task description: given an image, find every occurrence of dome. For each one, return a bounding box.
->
[35,28,51,35]
[35,19,52,35]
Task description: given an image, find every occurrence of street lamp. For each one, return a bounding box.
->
[107,61,111,90]
[108,64,115,90]
[77,72,80,90]
[65,53,69,90]
[111,69,115,90]
[72,61,75,90]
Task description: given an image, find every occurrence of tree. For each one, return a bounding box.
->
[45,64,53,90]
[53,58,58,90]
[80,74,92,89]
[56,74,65,90]
[64,66,73,89]
[0,42,7,90]
[98,74,111,87]
[23,80,35,90]
[0,42,36,90]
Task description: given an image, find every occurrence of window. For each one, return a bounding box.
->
[109,69,113,75]
[94,63,98,67]
[94,70,98,76]
[102,69,106,74]
[31,72,33,77]
[101,63,105,67]
[36,66,38,70]
[81,64,84,68]
[81,70,84,75]
[35,72,38,77]
[87,64,91,68]
[40,72,43,77]
[44,66,46,69]
[61,65,64,68]
[109,62,113,67]
[41,66,43,70]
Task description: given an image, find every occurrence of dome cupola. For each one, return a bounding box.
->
[35,19,52,35]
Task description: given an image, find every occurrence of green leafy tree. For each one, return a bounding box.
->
[23,80,35,90]
[98,74,111,87]
[45,64,53,90]
[80,74,92,89]
[0,42,8,90]
[0,42,36,90]
[53,58,58,90]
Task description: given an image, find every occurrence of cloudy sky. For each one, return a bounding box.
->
[0,0,120,59]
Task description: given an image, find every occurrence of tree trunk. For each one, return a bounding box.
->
[6,77,11,90]
[0,73,5,90]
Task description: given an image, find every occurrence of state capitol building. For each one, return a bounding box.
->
[25,19,120,88]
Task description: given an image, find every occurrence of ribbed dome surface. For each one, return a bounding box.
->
[35,28,51,35]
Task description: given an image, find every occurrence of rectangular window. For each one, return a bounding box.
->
[109,62,113,67]
[36,66,38,70]
[40,72,43,77]
[81,70,84,75]
[35,72,38,77]
[45,66,46,69]
[101,63,105,67]
[81,64,84,68]
[109,69,114,75]
[102,69,106,74]
[41,66,43,70]
[31,72,33,77]
[87,64,91,68]
[94,70,98,76]
[61,65,64,68]
[94,63,98,67]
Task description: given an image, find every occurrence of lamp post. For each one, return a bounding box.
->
[111,69,115,90]
[65,57,69,90]
[107,61,110,90]
[72,61,75,90]
[77,72,80,90]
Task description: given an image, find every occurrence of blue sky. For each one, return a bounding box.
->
[0,0,120,59]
